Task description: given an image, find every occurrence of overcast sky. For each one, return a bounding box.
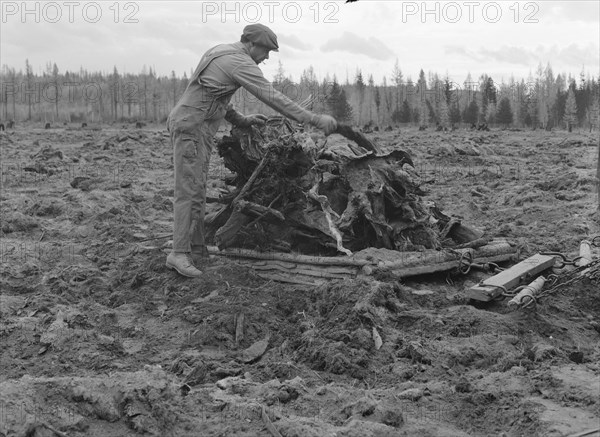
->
[1,1,598,86]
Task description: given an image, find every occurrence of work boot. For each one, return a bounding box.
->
[166,252,202,278]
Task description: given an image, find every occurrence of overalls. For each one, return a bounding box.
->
[167,45,241,254]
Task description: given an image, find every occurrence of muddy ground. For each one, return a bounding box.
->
[1,123,599,437]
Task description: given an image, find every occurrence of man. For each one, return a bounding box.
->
[166,23,337,278]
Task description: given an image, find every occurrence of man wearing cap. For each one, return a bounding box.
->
[166,23,337,278]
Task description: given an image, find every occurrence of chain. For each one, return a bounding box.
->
[453,250,505,275]
[535,258,600,300]
[539,252,583,269]
[451,247,598,305]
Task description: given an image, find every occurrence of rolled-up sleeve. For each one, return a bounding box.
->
[231,63,313,124]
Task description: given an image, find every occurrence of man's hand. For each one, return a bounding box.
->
[243,114,268,126]
[310,114,338,135]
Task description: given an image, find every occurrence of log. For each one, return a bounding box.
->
[207,239,517,285]
[207,246,371,266]
[376,238,515,270]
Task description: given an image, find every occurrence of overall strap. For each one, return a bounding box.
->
[191,46,243,83]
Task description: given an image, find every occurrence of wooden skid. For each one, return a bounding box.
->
[466,253,556,302]
[207,239,518,286]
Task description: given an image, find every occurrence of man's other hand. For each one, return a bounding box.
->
[244,114,268,126]
[310,114,337,135]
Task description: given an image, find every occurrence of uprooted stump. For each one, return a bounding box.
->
[207,118,484,256]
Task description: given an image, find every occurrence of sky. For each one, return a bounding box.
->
[1,0,599,87]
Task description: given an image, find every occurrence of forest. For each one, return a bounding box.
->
[1,59,598,131]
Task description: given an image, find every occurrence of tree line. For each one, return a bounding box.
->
[0,59,598,131]
[319,60,599,132]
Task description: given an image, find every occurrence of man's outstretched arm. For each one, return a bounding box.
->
[231,64,337,134]
[224,105,268,128]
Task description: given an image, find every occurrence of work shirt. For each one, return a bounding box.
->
[174,41,312,125]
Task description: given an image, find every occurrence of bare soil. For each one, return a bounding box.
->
[1,124,599,437]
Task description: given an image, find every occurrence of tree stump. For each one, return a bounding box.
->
[207,118,487,256]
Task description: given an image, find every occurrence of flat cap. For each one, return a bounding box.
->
[242,24,279,52]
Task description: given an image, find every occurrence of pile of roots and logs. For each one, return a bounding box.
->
[206,118,485,256]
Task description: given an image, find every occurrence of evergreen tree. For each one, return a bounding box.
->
[327,78,353,122]
[463,100,478,125]
[25,59,33,120]
[426,99,436,125]
[391,108,401,124]
[564,88,578,132]
[111,66,120,120]
[590,97,600,131]
[418,99,429,127]
[444,77,454,106]
[392,59,403,113]
[438,98,450,128]
[399,100,412,123]
[496,97,513,127]
[52,63,59,119]
[485,102,496,124]
[355,69,366,124]
[449,103,461,125]
[273,60,286,86]
[374,86,381,125]
[367,74,375,123]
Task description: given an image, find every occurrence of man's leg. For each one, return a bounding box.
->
[167,129,203,277]
[190,129,213,262]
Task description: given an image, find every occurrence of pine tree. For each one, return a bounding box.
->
[449,103,461,126]
[367,74,375,124]
[418,99,429,127]
[399,100,411,123]
[25,59,33,120]
[52,63,59,119]
[111,66,120,121]
[496,97,513,127]
[438,98,450,128]
[391,107,401,124]
[374,86,381,125]
[392,59,403,114]
[479,75,497,123]
[564,88,578,132]
[355,69,366,125]
[327,78,353,122]
[273,60,286,88]
[170,70,178,108]
[590,97,599,131]
[485,102,496,124]
[463,100,478,125]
